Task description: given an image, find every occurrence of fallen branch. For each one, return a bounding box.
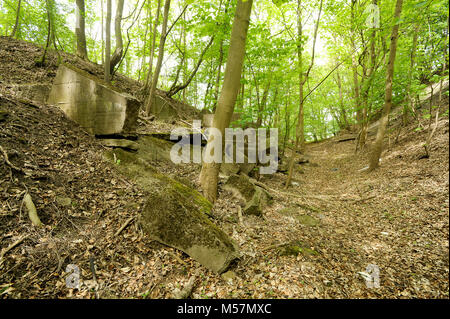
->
[114,216,135,237]
[0,235,29,265]
[0,145,22,172]
[237,206,243,226]
[261,242,288,252]
[168,251,188,267]
[422,108,440,159]
[23,193,43,227]
[172,271,197,299]
[249,179,332,204]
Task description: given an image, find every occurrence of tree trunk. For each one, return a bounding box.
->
[403,24,419,125]
[101,0,104,65]
[214,39,224,108]
[145,0,171,115]
[351,0,361,131]
[145,0,162,91]
[357,0,378,150]
[336,69,349,130]
[285,0,322,188]
[36,0,53,66]
[369,0,403,171]
[138,2,151,82]
[284,0,304,188]
[75,0,88,59]
[199,0,253,203]
[256,79,271,127]
[10,0,21,38]
[110,0,125,73]
[104,0,112,82]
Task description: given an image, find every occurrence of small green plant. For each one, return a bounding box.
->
[383,212,394,220]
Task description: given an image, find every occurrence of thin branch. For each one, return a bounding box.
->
[165,4,188,40]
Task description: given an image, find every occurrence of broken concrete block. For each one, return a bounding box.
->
[142,189,239,273]
[12,83,51,104]
[148,93,200,121]
[103,148,239,273]
[47,64,140,135]
[223,174,271,216]
[100,138,139,151]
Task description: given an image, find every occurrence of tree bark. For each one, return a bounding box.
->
[403,24,419,125]
[145,0,171,115]
[199,0,253,203]
[36,0,53,66]
[285,0,322,188]
[357,0,378,150]
[75,0,88,59]
[104,0,112,82]
[145,0,162,91]
[369,0,403,171]
[214,40,224,108]
[101,0,104,64]
[110,0,125,73]
[10,0,21,38]
[351,0,361,131]
[256,78,271,127]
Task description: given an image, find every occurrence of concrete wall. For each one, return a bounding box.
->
[47,64,140,135]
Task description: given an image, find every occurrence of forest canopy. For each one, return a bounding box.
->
[0,0,448,141]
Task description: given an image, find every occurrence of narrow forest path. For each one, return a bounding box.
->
[205,117,448,299]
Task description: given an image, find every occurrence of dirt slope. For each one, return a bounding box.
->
[0,36,448,299]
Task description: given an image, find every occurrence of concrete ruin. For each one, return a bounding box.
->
[103,148,239,273]
[148,93,201,121]
[47,64,140,135]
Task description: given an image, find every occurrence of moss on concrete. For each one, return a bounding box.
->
[103,146,237,273]
[279,241,319,257]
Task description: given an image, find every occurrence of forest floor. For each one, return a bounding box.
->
[0,37,448,299]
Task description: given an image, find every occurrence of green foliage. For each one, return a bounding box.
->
[0,0,447,141]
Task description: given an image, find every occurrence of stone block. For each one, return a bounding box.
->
[47,64,140,135]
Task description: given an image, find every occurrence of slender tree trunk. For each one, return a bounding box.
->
[282,85,291,159]
[336,69,349,130]
[351,0,361,131]
[256,79,271,127]
[75,0,88,59]
[101,0,104,65]
[36,0,53,66]
[272,87,279,128]
[182,10,187,101]
[145,0,171,115]
[239,73,245,109]
[285,0,322,188]
[357,0,378,150]
[368,0,403,171]
[110,0,125,73]
[10,0,21,38]
[104,0,112,82]
[139,2,151,82]
[199,0,253,203]
[145,0,162,91]
[284,0,304,188]
[403,24,419,125]
[214,40,224,108]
